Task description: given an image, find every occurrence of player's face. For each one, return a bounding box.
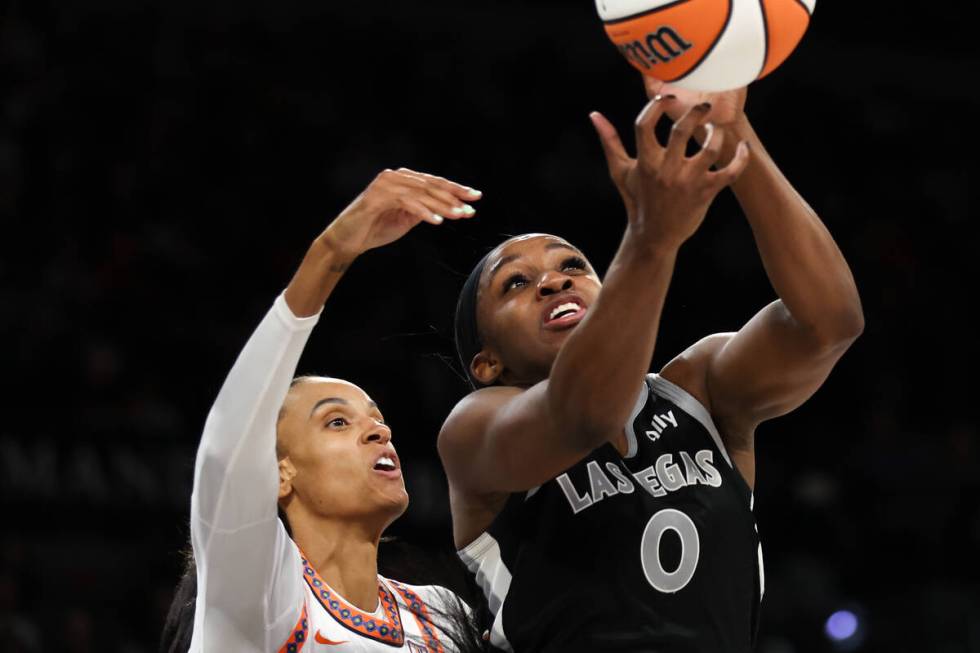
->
[278,379,408,528]
[475,234,601,385]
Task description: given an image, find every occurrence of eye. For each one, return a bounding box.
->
[326,417,349,428]
[560,256,587,273]
[502,273,529,293]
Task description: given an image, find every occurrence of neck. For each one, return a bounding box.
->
[499,359,551,387]
[289,514,387,612]
[499,373,535,388]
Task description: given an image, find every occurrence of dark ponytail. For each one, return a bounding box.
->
[159,549,196,653]
[378,538,490,653]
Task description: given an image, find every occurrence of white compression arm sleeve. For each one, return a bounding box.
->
[189,294,320,652]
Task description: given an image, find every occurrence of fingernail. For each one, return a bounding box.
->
[451,206,465,215]
[462,204,475,216]
[467,187,482,198]
[698,102,712,111]
[701,122,715,149]
[432,214,444,224]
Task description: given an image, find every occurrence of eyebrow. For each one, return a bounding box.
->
[309,397,379,419]
[486,254,520,286]
[486,243,582,287]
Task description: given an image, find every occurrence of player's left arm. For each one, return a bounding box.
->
[662,113,864,486]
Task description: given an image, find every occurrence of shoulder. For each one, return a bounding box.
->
[437,386,525,462]
[659,332,735,415]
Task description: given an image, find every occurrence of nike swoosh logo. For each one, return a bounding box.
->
[315,631,349,645]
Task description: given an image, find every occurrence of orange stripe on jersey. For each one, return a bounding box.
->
[299,552,405,647]
[389,580,445,653]
[277,603,309,653]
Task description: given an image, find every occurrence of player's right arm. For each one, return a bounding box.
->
[439,99,750,495]
[190,168,479,649]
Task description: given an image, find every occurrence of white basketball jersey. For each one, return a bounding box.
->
[275,549,462,653]
[188,296,469,653]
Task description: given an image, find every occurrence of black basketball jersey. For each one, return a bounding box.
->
[459,374,763,653]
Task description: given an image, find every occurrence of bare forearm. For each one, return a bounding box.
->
[550,96,746,442]
[283,234,354,318]
[549,230,679,440]
[728,118,863,341]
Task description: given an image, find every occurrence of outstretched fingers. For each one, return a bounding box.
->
[388,168,482,222]
[694,123,725,170]
[590,111,631,174]
[665,102,712,161]
[393,194,447,225]
[633,95,671,161]
[397,168,481,204]
[709,141,751,188]
[422,184,478,220]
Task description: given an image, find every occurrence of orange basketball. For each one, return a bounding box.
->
[596,0,815,91]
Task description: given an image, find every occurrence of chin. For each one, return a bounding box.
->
[379,495,409,528]
[394,490,410,511]
[362,492,408,531]
[383,489,410,515]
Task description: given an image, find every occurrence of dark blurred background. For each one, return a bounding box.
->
[1,0,978,651]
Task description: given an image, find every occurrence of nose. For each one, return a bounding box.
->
[537,271,573,299]
[363,422,392,446]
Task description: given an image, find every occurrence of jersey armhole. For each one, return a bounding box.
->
[622,378,653,459]
[649,373,756,504]
[647,373,734,469]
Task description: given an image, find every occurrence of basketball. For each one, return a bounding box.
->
[596,0,816,91]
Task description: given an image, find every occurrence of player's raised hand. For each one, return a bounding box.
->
[642,75,747,127]
[591,96,750,248]
[590,110,639,218]
[322,168,482,259]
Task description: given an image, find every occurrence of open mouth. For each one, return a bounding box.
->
[374,456,397,472]
[372,452,401,478]
[543,296,588,330]
[550,302,581,321]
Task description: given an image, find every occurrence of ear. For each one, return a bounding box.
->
[278,458,297,500]
[471,350,503,385]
